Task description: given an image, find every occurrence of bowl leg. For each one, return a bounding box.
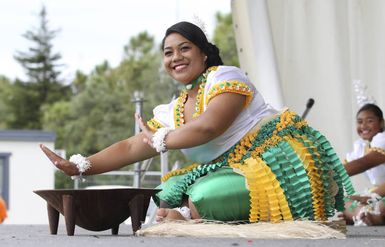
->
[63,195,76,236]
[47,203,59,235]
[129,194,145,233]
[111,225,119,235]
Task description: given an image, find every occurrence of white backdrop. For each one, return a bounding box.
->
[232,0,385,190]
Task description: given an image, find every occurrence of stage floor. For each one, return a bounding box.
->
[1,224,384,247]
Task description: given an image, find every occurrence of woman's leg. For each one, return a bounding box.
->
[159,200,172,208]
[154,168,249,222]
[156,208,186,221]
[342,201,357,225]
[186,168,250,221]
[154,174,189,221]
[362,201,385,225]
[343,200,385,226]
[188,198,201,219]
[156,198,201,222]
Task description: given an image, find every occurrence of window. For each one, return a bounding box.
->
[0,153,10,208]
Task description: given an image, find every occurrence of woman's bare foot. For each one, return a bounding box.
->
[156,208,186,222]
[346,198,385,226]
[361,211,385,225]
[337,211,353,225]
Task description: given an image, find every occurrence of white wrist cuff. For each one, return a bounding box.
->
[369,192,382,202]
[152,127,173,153]
[69,154,92,181]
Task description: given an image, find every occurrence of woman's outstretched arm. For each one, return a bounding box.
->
[42,92,246,176]
[40,132,159,176]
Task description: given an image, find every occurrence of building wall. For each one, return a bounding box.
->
[0,131,55,224]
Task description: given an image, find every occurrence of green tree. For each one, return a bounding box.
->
[0,76,12,128]
[71,70,88,94]
[10,5,70,129]
[213,12,239,67]
[2,80,42,129]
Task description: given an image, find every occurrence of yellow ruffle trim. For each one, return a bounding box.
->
[206,81,254,108]
[285,136,327,221]
[161,163,200,182]
[231,157,293,223]
[369,147,385,157]
[227,110,308,165]
[147,118,164,132]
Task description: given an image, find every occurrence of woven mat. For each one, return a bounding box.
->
[136,220,346,239]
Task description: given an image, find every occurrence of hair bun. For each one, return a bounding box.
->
[206,43,223,67]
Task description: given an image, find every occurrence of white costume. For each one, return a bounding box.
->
[148,66,277,163]
[148,65,354,222]
[346,132,385,187]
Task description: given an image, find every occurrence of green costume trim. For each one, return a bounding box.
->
[154,160,228,208]
[154,110,355,222]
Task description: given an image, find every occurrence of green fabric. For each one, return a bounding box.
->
[261,142,314,219]
[155,168,250,221]
[154,161,228,208]
[187,168,250,221]
[153,111,355,222]
[154,174,186,207]
[261,147,302,219]
[277,141,315,219]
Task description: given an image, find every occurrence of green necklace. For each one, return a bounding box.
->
[185,74,205,90]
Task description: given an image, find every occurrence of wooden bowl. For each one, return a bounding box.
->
[34,188,160,236]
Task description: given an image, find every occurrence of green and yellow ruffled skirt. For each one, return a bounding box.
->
[154,110,355,222]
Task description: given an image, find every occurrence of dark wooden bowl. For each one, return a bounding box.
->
[34,188,160,236]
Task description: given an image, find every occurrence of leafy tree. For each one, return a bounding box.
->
[0,76,12,128]
[71,70,88,94]
[213,12,239,67]
[2,80,42,129]
[10,5,71,129]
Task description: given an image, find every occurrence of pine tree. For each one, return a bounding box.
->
[10,5,70,129]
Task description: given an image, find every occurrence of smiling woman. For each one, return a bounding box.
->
[162,34,208,85]
[344,104,385,180]
[343,103,385,225]
[41,21,354,226]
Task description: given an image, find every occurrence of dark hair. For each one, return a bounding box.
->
[357,103,384,120]
[162,21,223,68]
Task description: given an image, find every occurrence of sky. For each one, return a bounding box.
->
[0,0,231,82]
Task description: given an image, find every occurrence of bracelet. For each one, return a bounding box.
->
[367,192,382,204]
[152,127,173,153]
[69,154,92,181]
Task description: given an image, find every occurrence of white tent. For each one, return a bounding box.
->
[232,0,385,191]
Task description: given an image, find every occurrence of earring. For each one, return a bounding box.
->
[204,56,207,61]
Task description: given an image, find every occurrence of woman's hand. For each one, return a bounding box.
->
[347,195,371,205]
[135,113,155,148]
[40,144,79,176]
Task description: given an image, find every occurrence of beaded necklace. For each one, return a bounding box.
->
[174,67,216,128]
[185,74,204,90]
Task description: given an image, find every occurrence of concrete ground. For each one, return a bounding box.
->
[1,224,384,247]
